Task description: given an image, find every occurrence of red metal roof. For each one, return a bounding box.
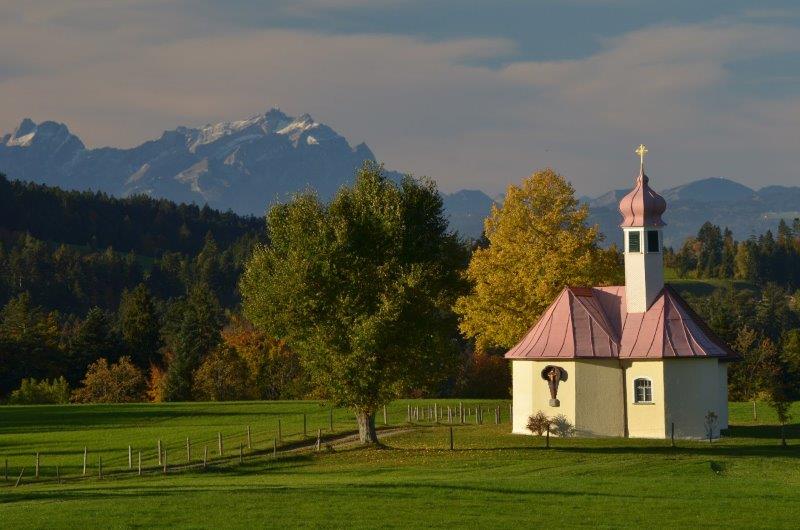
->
[618,171,667,227]
[504,285,738,360]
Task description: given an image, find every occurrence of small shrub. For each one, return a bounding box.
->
[551,414,575,437]
[704,410,719,441]
[526,411,551,436]
[8,377,70,404]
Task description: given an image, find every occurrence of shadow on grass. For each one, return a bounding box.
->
[727,424,799,439]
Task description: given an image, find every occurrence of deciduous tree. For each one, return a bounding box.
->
[455,168,621,350]
[241,162,466,443]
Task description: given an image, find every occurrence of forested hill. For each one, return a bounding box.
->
[0,173,264,257]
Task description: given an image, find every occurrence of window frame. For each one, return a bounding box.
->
[633,378,653,404]
[627,231,641,253]
[646,230,660,253]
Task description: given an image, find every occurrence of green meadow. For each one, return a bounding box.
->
[1,400,798,528]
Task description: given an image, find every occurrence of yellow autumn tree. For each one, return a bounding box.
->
[455,168,622,349]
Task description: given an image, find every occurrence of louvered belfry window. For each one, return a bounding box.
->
[628,231,641,253]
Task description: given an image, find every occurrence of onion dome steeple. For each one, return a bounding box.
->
[618,144,666,227]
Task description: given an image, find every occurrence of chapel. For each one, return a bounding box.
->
[506,145,738,439]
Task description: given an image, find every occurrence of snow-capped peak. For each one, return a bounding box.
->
[277,113,319,136]
[3,119,84,151]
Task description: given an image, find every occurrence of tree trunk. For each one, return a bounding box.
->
[356,410,379,445]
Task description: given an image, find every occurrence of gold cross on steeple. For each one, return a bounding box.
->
[635,144,648,172]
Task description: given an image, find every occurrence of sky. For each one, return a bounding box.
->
[2,0,800,197]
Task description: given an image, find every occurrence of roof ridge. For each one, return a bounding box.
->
[568,287,620,344]
[663,284,740,360]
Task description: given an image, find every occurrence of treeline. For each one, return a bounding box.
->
[666,219,800,287]
[667,220,800,405]
[0,173,263,257]
[0,231,259,314]
[0,171,503,403]
[0,286,307,403]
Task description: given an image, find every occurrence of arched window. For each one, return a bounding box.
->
[633,378,653,403]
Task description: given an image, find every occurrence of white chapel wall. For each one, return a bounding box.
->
[574,360,625,437]
[625,360,667,438]
[663,358,723,438]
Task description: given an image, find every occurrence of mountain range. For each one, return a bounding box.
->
[1,112,797,244]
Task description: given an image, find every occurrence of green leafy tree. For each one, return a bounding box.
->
[9,377,70,404]
[454,168,622,350]
[241,162,467,443]
[734,240,759,282]
[118,284,162,367]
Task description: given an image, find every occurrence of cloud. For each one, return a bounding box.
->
[1,5,800,195]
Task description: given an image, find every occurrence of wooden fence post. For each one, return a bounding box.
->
[475,408,479,425]
[158,440,162,465]
[383,405,388,425]
[138,451,142,476]
[433,403,438,423]
[83,447,87,476]
[247,426,252,449]
[316,428,321,451]
[163,449,167,474]
[449,427,454,451]
[218,432,223,456]
[495,406,499,425]
[273,438,277,458]
[407,404,411,423]
[128,445,132,469]
[15,468,24,487]
[186,437,191,463]
[35,452,39,479]
[448,406,452,423]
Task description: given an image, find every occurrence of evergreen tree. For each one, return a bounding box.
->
[118,284,162,368]
[68,307,119,382]
[163,284,223,401]
[720,228,736,278]
[696,222,723,277]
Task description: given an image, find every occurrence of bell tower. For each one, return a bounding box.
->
[618,145,667,313]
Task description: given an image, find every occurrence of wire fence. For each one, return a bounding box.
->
[1,400,511,488]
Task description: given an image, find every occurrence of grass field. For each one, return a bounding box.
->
[1,400,799,528]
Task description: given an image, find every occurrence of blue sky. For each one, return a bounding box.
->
[2,1,800,196]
